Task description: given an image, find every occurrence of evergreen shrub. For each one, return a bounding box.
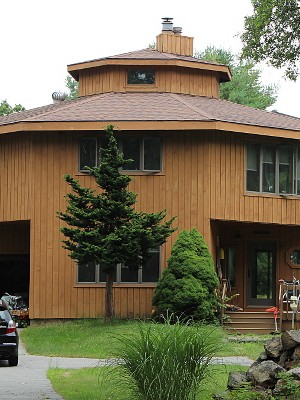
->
[152,228,219,321]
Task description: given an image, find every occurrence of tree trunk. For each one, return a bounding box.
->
[105,269,115,320]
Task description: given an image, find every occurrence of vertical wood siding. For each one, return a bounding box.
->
[156,33,193,57]
[1,130,300,319]
[78,66,220,98]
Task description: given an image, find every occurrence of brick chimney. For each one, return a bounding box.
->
[156,17,194,56]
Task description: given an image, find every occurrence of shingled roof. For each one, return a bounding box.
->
[68,48,225,66]
[1,92,300,136]
[67,48,231,82]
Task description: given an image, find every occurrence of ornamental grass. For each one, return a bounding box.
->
[117,320,221,400]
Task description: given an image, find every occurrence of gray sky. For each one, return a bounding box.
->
[1,0,299,117]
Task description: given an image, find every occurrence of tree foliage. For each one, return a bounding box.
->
[58,125,176,319]
[152,228,219,321]
[0,100,25,116]
[196,46,277,109]
[241,0,300,80]
[65,76,79,99]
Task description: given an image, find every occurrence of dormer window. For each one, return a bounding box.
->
[127,70,155,84]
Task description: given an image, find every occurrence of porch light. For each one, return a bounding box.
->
[219,248,225,260]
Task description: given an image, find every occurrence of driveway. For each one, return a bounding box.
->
[0,339,109,400]
[0,338,254,399]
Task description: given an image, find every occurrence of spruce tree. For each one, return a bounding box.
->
[58,125,176,319]
[152,229,219,321]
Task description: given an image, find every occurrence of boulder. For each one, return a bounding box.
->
[278,350,289,367]
[257,351,268,362]
[287,367,300,380]
[227,371,249,389]
[292,345,300,360]
[264,336,283,359]
[281,330,300,350]
[247,360,285,388]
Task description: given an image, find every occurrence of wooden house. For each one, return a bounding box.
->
[1,18,300,331]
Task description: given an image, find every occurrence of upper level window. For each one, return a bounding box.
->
[122,138,161,171]
[79,136,162,173]
[246,143,299,195]
[77,248,160,284]
[127,70,155,85]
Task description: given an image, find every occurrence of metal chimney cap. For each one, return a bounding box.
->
[162,17,173,32]
[173,26,182,35]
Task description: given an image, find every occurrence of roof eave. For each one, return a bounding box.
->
[1,120,300,140]
[67,58,231,82]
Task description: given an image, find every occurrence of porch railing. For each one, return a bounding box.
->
[220,279,227,325]
[278,279,300,331]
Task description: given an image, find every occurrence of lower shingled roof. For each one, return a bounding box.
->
[0,92,300,132]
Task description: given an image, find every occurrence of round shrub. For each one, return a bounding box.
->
[153,228,219,321]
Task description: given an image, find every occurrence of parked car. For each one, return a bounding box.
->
[0,299,19,366]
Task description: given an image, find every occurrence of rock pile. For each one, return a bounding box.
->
[226,330,300,396]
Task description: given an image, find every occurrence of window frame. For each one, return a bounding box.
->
[120,136,162,172]
[286,246,300,268]
[126,69,156,85]
[76,248,161,284]
[246,142,300,196]
[78,135,163,173]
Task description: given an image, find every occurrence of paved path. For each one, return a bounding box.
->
[0,338,254,399]
[0,340,107,400]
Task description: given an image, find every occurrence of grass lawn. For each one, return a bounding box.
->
[20,319,267,360]
[21,320,265,399]
[48,364,248,400]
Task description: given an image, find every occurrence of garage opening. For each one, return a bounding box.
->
[0,221,30,308]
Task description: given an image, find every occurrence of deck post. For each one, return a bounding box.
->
[278,279,284,332]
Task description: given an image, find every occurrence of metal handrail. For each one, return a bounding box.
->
[278,279,300,331]
[220,279,227,325]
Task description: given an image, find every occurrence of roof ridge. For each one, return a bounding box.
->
[28,94,104,121]
[168,93,215,120]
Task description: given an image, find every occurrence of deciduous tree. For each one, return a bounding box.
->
[65,76,79,99]
[0,100,25,116]
[196,46,277,109]
[241,0,300,80]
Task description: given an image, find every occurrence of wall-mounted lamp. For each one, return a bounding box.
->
[219,247,225,260]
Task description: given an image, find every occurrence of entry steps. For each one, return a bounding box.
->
[223,311,276,335]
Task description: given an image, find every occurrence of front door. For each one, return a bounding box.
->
[247,241,276,306]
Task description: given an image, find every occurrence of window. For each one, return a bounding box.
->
[246,142,299,195]
[122,137,161,171]
[79,136,162,172]
[127,70,155,84]
[79,138,98,171]
[77,248,160,284]
[287,247,300,268]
